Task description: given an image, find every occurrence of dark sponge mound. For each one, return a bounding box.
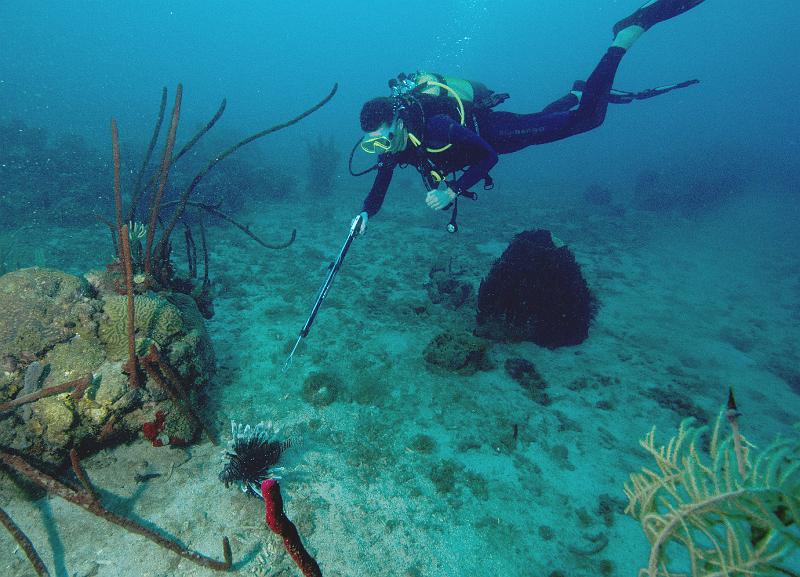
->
[475,229,598,348]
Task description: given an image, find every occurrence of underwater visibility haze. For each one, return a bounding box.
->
[0,1,798,576]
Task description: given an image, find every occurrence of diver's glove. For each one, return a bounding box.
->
[425,183,457,211]
[351,211,368,236]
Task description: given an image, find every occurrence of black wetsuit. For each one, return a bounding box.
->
[361,47,625,217]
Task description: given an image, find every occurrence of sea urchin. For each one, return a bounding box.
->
[219,421,290,497]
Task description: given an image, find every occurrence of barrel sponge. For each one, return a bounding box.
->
[98,294,184,360]
[476,229,597,348]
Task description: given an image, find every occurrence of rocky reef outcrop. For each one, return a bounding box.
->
[0,267,215,465]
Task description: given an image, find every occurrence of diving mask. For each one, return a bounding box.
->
[360,121,403,154]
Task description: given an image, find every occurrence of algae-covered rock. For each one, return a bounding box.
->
[162,408,195,444]
[165,292,215,383]
[302,371,342,407]
[423,331,492,375]
[505,357,550,406]
[0,267,95,360]
[33,395,76,445]
[93,361,128,405]
[0,268,98,408]
[0,267,216,466]
[425,261,473,310]
[42,337,105,387]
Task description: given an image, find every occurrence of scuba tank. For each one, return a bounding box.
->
[389,71,508,145]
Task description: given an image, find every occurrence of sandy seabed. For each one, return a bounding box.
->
[1,179,798,577]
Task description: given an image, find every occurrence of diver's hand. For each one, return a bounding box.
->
[351,211,368,236]
[425,186,457,210]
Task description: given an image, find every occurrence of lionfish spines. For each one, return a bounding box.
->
[219,421,290,497]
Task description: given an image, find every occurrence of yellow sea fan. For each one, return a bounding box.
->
[624,412,800,577]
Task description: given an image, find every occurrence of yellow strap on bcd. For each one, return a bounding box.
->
[406,77,467,154]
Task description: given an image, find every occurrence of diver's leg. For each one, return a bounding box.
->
[485,0,707,151]
[567,0,707,131]
[483,48,625,153]
[612,0,707,50]
[567,47,626,133]
[540,81,586,114]
[483,110,574,153]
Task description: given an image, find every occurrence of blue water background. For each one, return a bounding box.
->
[1,3,799,575]
[2,0,797,199]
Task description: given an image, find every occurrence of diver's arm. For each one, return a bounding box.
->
[427,115,498,193]
[360,155,396,217]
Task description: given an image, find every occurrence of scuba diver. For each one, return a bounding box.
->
[350,0,708,234]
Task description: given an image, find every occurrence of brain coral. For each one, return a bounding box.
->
[99,294,184,360]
